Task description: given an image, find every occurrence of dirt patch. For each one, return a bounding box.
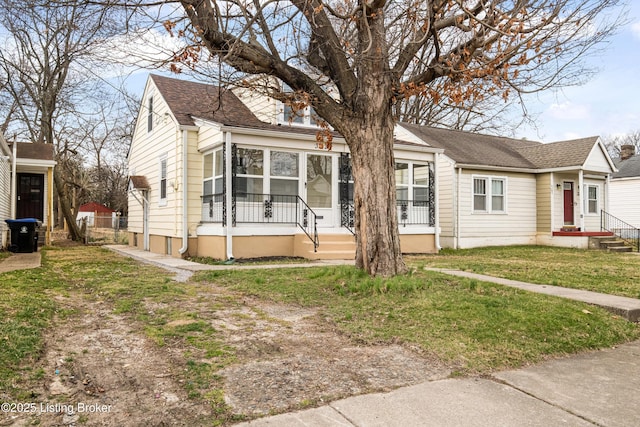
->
[2,277,450,426]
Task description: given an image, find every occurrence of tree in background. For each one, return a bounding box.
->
[0,0,128,240]
[602,131,640,159]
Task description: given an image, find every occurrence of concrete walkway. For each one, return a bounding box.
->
[101,245,640,426]
[0,251,41,273]
[427,268,640,322]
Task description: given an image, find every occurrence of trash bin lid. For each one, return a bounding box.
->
[5,218,41,225]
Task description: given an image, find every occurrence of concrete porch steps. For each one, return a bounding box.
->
[296,234,356,260]
[588,236,634,253]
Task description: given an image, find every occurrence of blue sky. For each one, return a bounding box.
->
[514,2,640,142]
[120,2,639,144]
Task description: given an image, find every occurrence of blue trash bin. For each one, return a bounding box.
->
[5,218,41,253]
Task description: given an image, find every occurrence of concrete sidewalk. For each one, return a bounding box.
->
[0,251,41,273]
[104,245,640,426]
[428,268,640,322]
[235,339,640,426]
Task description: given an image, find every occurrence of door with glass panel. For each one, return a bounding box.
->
[305,153,334,227]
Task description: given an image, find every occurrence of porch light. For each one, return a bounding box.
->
[556,184,562,190]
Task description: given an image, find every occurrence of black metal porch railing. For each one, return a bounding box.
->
[601,210,640,252]
[397,199,435,227]
[201,193,319,252]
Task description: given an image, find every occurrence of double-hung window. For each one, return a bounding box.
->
[586,184,599,214]
[159,155,167,206]
[473,176,506,213]
[270,151,299,197]
[235,148,264,197]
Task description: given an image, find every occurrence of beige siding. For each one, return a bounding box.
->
[233,86,278,124]
[457,170,537,248]
[610,178,640,227]
[128,80,180,237]
[436,157,456,240]
[536,173,552,232]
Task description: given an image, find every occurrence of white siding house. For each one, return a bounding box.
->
[0,133,12,248]
[128,74,618,259]
[609,145,640,228]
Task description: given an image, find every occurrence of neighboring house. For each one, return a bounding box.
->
[398,124,616,249]
[609,145,640,227]
[128,74,616,260]
[0,134,56,249]
[77,202,116,228]
[0,132,11,248]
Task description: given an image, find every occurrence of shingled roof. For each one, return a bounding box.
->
[515,136,600,169]
[150,74,265,128]
[13,142,55,162]
[398,123,539,168]
[613,155,640,178]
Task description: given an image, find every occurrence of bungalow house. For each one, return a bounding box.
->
[609,145,640,228]
[397,124,616,249]
[0,132,56,248]
[127,74,441,260]
[127,74,616,260]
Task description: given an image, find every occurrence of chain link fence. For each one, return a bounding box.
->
[78,214,128,245]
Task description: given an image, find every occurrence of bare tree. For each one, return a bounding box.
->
[602,131,640,159]
[0,0,126,241]
[131,0,621,276]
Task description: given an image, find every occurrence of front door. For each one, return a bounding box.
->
[563,182,574,225]
[305,153,334,227]
[17,173,44,220]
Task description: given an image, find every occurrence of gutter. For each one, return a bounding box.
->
[10,141,16,219]
[434,152,441,250]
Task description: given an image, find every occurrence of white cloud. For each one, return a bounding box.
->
[632,22,640,39]
[546,102,591,121]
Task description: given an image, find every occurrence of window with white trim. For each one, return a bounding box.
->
[203,149,223,196]
[270,151,299,196]
[586,184,599,214]
[235,148,264,197]
[394,161,431,203]
[147,96,154,132]
[473,176,506,213]
[159,156,167,205]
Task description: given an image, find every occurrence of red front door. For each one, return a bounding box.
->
[563,182,574,225]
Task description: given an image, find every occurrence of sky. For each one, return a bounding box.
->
[514,2,640,143]
[116,2,640,145]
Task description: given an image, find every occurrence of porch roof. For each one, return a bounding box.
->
[515,136,600,169]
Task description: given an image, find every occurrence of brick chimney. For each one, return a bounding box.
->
[620,144,636,161]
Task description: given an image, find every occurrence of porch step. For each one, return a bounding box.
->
[589,236,633,253]
[295,234,356,260]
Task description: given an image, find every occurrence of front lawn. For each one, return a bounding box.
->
[196,262,639,374]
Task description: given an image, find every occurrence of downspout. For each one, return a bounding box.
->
[10,141,16,219]
[179,129,189,255]
[224,131,234,260]
[434,152,441,250]
[455,166,462,249]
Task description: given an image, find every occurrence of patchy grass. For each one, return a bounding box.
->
[0,245,234,423]
[407,246,640,299]
[196,264,640,374]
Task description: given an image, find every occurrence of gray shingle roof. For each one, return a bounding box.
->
[515,137,600,169]
[399,123,602,171]
[398,123,539,168]
[613,155,640,178]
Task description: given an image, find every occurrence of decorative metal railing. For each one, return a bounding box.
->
[397,199,435,226]
[201,192,319,252]
[601,210,640,252]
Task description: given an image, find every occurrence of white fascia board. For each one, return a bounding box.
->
[16,159,56,168]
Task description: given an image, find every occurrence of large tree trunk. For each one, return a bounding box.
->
[348,118,407,277]
[53,167,83,242]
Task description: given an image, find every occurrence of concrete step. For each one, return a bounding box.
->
[608,246,633,253]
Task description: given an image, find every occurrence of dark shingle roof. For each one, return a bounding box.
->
[515,137,600,169]
[13,142,55,161]
[398,123,539,168]
[149,74,331,138]
[613,155,640,178]
[150,74,265,128]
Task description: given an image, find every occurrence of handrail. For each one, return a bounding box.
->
[601,210,640,252]
[296,195,319,252]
